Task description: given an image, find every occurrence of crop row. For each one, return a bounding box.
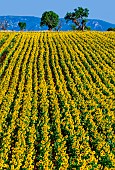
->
[0,31,115,170]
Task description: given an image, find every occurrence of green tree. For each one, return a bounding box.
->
[40,11,59,30]
[64,7,89,31]
[85,26,91,31]
[107,27,115,31]
[71,24,77,30]
[18,22,26,31]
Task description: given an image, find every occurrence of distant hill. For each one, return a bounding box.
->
[0,16,115,31]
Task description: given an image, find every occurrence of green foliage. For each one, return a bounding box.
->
[64,7,89,31]
[85,26,91,30]
[18,22,26,31]
[40,11,59,30]
[71,24,77,30]
[98,154,113,169]
[107,27,115,31]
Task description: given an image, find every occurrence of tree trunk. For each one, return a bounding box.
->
[73,19,80,27]
[82,25,85,31]
[82,23,85,31]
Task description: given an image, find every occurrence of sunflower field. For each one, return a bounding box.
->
[0,31,115,170]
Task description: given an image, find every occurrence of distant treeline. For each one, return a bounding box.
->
[107,27,115,31]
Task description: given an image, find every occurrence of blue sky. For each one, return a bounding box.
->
[0,0,115,23]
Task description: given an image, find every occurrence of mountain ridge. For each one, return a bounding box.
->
[0,16,115,31]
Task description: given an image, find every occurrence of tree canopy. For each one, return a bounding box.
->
[107,27,115,31]
[40,11,59,30]
[64,7,89,31]
[18,22,26,31]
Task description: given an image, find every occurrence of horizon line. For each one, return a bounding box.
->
[0,15,115,25]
